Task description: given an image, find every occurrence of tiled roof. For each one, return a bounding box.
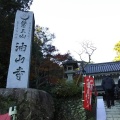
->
[82,61,120,74]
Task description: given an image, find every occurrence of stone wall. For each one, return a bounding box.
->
[0,88,54,120]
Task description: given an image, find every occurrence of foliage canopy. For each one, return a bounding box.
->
[114,41,120,61]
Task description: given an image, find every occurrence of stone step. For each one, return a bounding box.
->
[107,114,120,117]
[104,100,120,119]
[106,112,120,115]
[107,117,120,120]
[106,108,120,110]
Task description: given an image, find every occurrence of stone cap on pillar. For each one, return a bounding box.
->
[62,56,78,70]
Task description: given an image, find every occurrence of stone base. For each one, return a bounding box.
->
[0,88,54,120]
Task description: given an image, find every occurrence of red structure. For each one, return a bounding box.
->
[83,75,95,111]
[0,113,11,120]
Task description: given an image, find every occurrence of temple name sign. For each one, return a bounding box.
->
[6,10,34,88]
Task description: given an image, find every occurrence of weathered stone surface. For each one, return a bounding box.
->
[0,88,54,120]
[7,10,35,88]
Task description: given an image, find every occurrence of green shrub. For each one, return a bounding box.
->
[54,98,86,120]
[51,80,82,97]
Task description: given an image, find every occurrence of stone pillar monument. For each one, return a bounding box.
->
[6,10,34,88]
[0,10,54,120]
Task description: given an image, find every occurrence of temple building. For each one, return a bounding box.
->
[82,61,120,94]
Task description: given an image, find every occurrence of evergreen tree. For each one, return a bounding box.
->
[30,25,69,88]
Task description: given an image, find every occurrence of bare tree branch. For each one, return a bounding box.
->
[80,40,96,62]
[74,49,85,61]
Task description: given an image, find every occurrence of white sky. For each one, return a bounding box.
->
[30,0,120,63]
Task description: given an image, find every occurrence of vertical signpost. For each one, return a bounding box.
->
[6,10,34,88]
